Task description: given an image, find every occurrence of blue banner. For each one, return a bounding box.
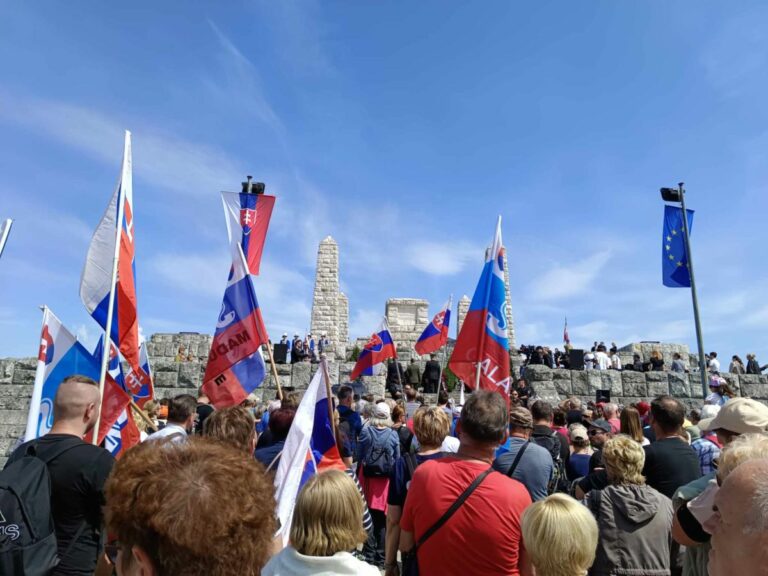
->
[662,205,694,288]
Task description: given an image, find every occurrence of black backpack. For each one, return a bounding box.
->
[0,438,85,576]
[361,428,395,478]
[532,431,569,494]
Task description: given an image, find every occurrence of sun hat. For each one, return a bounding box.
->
[700,398,768,435]
[372,402,391,420]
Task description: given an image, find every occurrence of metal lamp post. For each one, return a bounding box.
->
[660,183,709,398]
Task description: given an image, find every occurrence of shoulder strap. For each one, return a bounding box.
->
[405,452,418,478]
[505,442,530,478]
[27,436,85,465]
[415,466,493,549]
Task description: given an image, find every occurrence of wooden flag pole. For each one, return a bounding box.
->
[265,341,284,401]
[129,399,157,432]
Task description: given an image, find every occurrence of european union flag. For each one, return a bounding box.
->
[662,205,694,288]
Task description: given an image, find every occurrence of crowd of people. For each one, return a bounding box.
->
[519,341,768,376]
[4,370,768,576]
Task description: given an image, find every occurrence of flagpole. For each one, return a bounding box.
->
[384,317,403,392]
[25,305,49,441]
[474,216,502,390]
[320,358,337,442]
[93,131,129,445]
[129,399,157,432]
[677,183,708,397]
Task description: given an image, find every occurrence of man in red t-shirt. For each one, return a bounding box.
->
[399,390,533,575]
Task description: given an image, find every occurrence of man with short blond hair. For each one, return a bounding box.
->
[5,375,114,576]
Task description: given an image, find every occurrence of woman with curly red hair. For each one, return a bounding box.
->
[104,438,275,575]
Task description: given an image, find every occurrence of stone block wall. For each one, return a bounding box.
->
[522,364,768,409]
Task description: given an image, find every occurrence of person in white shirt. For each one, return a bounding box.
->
[610,349,622,370]
[584,351,596,370]
[263,470,380,575]
[594,345,611,371]
[146,394,197,442]
[708,351,721,373]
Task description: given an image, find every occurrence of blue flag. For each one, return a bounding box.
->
[662,205,694,288]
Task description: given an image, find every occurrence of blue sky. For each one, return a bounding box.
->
[2,1,768,362]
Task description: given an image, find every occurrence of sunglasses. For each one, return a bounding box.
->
[588,429,606,436]
[105,542,120,566]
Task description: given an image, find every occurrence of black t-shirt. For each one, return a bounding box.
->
[195,403,214,435]
[6,434,114,576]
[588,449,603,473]
[643,437,702,498]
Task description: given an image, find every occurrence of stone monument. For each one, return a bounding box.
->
[385,298,430,355]
[309,236,349,359]
[457,295,470,335]
[502,249,516,349]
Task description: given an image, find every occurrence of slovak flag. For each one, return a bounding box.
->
[350,320,398,381]
[25,308,102,441]
[121,340,153,408]
[202,242,268,408]
[448,217,511,398]
[563,317,570,346]
[274,360,346,547]
[103,408,141,458]
[86,336,134,447]
[415,296,452,356]
[80,130,143,375]
[221,191,276,276]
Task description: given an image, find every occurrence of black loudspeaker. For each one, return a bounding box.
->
[569,349,585,370]
[273,343,288,364]
[596,390,611,403]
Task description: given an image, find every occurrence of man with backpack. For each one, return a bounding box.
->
[337,385,363,465]
[2,375,114,576]
[530,400,570,494]
[493,407,553,501]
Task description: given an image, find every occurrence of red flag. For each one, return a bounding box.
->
[84,375,132,446]
[222,192,276,276]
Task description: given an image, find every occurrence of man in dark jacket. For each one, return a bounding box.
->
[405,358,421,387]
[421,354,441,393]
[386,359,405,396]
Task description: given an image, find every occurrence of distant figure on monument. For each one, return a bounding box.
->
[386,359,405,397]
[318,332,330,357]
[421,354,441,393]
[291,334,305,364]
[405,358,421,388]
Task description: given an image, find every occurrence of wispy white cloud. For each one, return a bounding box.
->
[147,250,313,337]
[407,241,483,276]
[0,94,243,197]
[206,20,287,145]
[527,250,612,301]
[250,0,334,76]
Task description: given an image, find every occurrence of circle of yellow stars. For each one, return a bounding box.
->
[665,228,689,268]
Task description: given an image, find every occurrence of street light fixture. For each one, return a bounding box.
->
[659,182,709,398]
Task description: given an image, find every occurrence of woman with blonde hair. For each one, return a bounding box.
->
[587,435,673,576]
[262,470,380,575]
[522,493,598,576]
[384,406,449,576]
[620,406,650,446]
